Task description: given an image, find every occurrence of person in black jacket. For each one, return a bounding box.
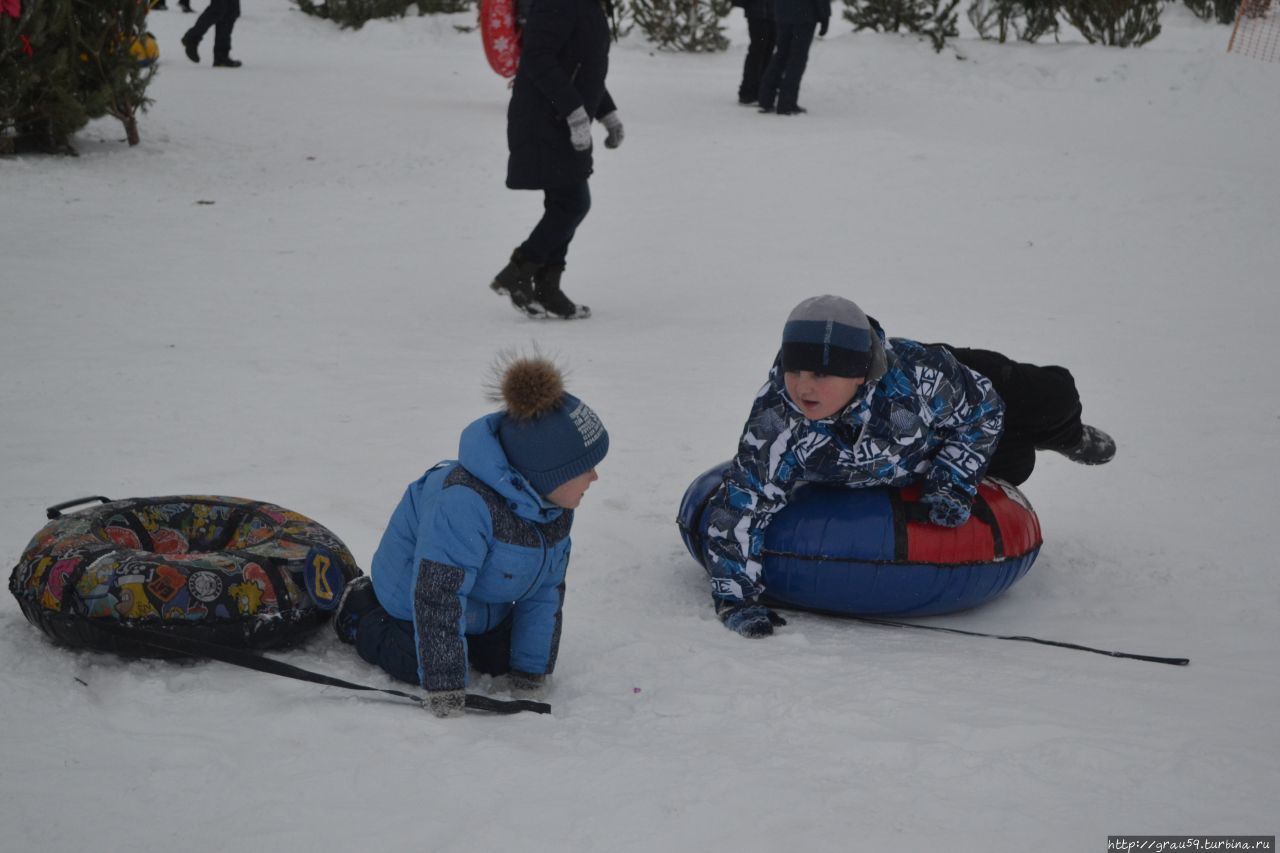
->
[489,0,623,320]
[733,0,776,106]
[758,0,830,115]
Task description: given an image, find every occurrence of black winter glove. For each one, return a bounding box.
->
[717,600,787,638]
[818,18,829,36]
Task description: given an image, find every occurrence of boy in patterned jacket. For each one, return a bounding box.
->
[704,295,1115,639]
[333,355,608,717]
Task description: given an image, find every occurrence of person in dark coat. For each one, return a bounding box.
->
[181,0,241,67]
[489,0,623,320]
[733,0,776,106]
[758,0,830,115]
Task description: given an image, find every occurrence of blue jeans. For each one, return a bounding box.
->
[520,180,592,266]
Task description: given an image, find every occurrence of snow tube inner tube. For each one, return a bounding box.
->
[8,495,363,656]
[480,0,521,78]
[677,462,1042,617]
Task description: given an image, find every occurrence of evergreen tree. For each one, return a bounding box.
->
[967,0,1058,42]
[1060,0,1161,46]
[1182,0,1239,24]
[843,0,960,52]
[294,0,471,31]
[2,0,153,154]
[632,0,732,52]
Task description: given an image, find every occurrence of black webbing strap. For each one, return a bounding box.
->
[795,610,1190,666]
[98,623,552,714]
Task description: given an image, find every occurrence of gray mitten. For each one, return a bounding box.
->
[600,111,624,149]
[509,670,547,699]
[423,688,466,718]
[566,106,592,152]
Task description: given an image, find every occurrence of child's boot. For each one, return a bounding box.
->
[181,30,201,63]
[532,263,591,320]
[333,576,378,644]
[1051,424,1116,465]
[490,248,544,317]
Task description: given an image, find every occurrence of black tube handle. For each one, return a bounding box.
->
[46,496,114,520]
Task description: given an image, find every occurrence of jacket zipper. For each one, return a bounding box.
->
[518,524,549,601]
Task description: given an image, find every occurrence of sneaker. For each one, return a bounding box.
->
[178,0,193,10]
[776,105,808,116]
[212,56,243,68]
[738,96,758,106]
[532,264,590,319]
[153,0,168,9]
[757,104,775,114]
[181,32,200,63]
[490,248,543,316]
[1052,424,1116,466]
[332,575,378,644]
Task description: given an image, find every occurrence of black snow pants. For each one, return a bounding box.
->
[945,346,1085,486]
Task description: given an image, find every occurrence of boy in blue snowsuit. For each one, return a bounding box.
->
[705,295,1115,638]
[335,356,609,717]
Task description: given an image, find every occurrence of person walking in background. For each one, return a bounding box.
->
[489,0,623,320]
[733,0,776,106]
[181,0,242,68]
[758,0,830,115]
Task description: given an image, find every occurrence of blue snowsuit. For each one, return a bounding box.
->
[370,413,574,690]
[703,323,1005,607]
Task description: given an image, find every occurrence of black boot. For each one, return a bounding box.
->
[213,54,243,68]
[181,31,200,63]
[532,263,590,320]
[490,248,544,317]
[1050,424,1116,465]
[178,0,193,10]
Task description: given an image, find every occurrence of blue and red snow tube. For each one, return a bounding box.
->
[677,462,1042,618]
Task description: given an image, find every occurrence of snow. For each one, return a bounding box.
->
[3,3,1278,850]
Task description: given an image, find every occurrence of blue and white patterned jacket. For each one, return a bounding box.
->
[703,324,1005,606]
[370,413,573,690]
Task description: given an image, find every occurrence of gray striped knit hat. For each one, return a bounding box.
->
[781,295,887,380]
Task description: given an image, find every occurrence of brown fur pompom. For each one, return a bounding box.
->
[486,352,566,421]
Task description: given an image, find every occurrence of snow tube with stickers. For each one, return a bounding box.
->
[8,495,363,657]
[677,462,1042,618]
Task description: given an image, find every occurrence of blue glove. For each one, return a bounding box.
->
[920,488,972,528]
[717,601,787,638]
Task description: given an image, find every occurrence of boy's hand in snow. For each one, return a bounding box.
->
[509,671,547,699]
[600,111,624,149]
[567,107,592,151]
[718,601,787,638]
[424,688,466,718]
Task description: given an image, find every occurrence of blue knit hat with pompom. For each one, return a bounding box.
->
[493,356,609,497]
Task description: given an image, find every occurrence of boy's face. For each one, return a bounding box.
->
[546,468,599,509]
[784,371,865,421]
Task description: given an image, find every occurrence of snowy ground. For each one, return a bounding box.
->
[2,2,1278,850]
